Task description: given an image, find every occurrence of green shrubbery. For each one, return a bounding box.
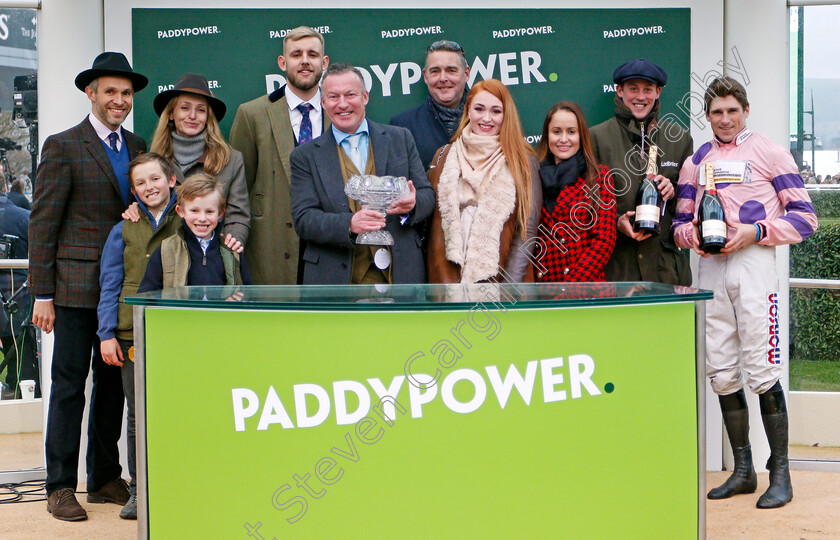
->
[790,191,840,362]
[809,190,840,219]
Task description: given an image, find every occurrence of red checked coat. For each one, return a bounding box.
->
[536,166,617,282]
[29,118,146,308]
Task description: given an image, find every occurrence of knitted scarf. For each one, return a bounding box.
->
[171,131,206,172]
[430,89,469,138]
[539,151,586,214]
[437,126,516,283]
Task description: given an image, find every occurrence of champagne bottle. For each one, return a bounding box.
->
[699,161,727,254]
[633,144,663,235]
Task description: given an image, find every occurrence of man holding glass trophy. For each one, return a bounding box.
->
[290,63,434,285]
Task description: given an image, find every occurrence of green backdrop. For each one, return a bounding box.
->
[143,302,698,538]
[131,8,690,144]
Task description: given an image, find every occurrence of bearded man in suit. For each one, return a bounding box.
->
[290,63,433,285]
[229,26,329,284]
[29,52,147,522]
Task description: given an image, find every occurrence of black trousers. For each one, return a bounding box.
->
[45,306,124,494]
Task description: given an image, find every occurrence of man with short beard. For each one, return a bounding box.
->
[30,51,147,521]
[230,26,329,284]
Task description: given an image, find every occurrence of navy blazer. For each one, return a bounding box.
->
[390,98,450,169]
[290,120,434,285]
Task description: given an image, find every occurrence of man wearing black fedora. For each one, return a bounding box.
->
[29,51,148,521]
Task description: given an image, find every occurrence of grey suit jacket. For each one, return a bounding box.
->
[290,120,434,284]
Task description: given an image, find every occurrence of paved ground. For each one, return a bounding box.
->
[3,434,839,538]
[0,471,838,539]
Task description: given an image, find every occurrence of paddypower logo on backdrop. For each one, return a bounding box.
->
[602,24,665,39]
[264,50,548,97]
[156,80,221,94]
[270,26,332,39]
[492,25,555,39]
[157,24,221,39]
[381,25,443,39]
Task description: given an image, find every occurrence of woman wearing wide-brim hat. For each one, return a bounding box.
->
[150,73,250,244]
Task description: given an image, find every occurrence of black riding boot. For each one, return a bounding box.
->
[757,381,793,509]
[708,389,757,499]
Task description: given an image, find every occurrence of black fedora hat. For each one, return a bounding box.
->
[75,51,148,92]
[153,73,226,121]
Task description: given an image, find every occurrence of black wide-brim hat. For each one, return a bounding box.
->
[153,73,226,121]
[75,51,148,92]
[613,58,667,87]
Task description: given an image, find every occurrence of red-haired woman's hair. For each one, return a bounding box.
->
[452,79,535,239]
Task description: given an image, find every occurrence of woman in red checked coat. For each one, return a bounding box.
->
[535,102,616,282]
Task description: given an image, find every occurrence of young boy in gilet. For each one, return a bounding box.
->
[138,173,250,292]
[97,152,181,519]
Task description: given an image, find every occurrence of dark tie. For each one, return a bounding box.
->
[297,103,314,144]
[108,132,119,152]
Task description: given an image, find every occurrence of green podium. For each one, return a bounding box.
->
[128,282,711,539]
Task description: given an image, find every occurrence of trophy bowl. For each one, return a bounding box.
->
[344,174,409,245]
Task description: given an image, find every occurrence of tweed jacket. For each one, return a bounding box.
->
[229,85,330,284]
[29,117,146,308]
[536,165,617,282]
[290,120,434,285]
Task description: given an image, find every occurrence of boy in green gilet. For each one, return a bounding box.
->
[96,152,180,519]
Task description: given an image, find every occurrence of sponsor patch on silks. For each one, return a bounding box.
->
[767,292,781,365]
[701,160,752,185]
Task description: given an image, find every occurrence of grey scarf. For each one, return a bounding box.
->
[430,89,469,138]
[171,131,206,172]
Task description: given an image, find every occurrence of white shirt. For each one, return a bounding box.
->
[88,113,123,151]
[198,233,214,254]
[285,87,323,142]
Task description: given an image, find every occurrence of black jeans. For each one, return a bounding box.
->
[45,306,125,494]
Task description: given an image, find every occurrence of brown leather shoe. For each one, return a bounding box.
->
[47,488,88,521]
[86,478,130,505]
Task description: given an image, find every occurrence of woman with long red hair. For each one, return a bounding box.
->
[426,79,541,283]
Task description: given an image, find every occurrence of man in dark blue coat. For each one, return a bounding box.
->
[390,40,470,168]
[0,182,36,399]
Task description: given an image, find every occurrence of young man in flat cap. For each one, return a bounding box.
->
[591,58,693,285]
[29,51,148,521]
